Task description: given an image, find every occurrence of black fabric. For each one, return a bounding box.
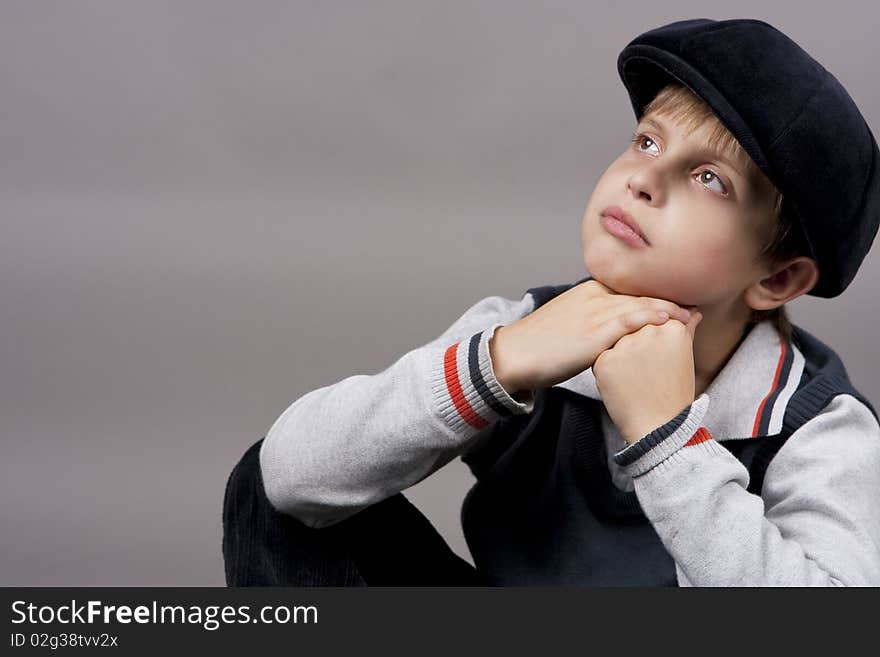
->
[222,438,485,586]
[616,18,880,298]
[461,387,678,586]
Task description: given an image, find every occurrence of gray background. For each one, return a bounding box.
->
[2,1,878,586]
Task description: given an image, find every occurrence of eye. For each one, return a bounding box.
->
[630,133,659,155]
[695,169,728,194]
[631,132,730,197]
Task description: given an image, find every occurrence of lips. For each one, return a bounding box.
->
[600,205,649,244]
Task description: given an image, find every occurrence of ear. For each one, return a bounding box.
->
[744,257,820,311]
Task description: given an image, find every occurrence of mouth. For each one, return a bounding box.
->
[599,205,650,247]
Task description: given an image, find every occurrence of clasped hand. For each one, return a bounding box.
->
[489,278,702,445]
[593,310,702,445]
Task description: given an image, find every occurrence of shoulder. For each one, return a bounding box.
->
[781,323,879,429]
[450,288,537,329]
[446,274,594,335]
[746,320,880,494]
[777,311,880,453]
[786,392,879,452]
[525,274,595,309]
[424,284,542,353]
[766,392,880,491]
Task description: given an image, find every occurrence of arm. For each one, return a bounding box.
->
[259,292,536,528]
[614,393,880,586]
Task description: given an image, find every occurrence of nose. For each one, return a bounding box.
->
[627,166,662,205]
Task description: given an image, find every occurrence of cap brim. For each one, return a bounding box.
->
[618,44,773,177]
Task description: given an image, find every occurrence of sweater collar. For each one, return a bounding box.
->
[555,318,805,441]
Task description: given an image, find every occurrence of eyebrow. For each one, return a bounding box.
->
[638,115,747,180]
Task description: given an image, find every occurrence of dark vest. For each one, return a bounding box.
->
[459,276,878,586]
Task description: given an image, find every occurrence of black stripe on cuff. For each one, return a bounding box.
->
[613,403,693,467]
[468,331,514,418]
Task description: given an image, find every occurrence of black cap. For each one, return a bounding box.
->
[617,18,880,298]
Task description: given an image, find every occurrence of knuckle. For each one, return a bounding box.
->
[661,319,686,335]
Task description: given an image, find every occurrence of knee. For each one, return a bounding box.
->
[223,438,268,521]
[234,438,263,482]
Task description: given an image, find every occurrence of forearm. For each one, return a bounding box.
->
[632,440,844,585]
[616,394,880,586]
[260,296,537,528]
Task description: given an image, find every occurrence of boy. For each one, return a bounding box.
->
[223,18,880,586]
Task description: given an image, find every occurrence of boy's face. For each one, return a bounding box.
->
[581,110,776,310]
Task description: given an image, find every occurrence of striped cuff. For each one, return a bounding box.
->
[430,323,535,434]
[612,393,711,477]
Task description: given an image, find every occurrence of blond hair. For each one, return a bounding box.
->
[641,82,800,344]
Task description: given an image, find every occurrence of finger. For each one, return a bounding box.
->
[583,283,691,324]
[654,300,693,325]
[588,297,686,331]
[628,297,693,325]
[684,311,704,339]
[597,308,673,348]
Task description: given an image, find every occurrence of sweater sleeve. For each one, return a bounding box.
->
[613,393,880,586]
[259,292,537,529]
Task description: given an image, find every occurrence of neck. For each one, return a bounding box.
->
[692,305,752,399]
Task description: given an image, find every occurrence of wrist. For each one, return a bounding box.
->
[621,403,695,445]
[489,325,523,396]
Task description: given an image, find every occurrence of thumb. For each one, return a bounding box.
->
[685,310,703,339]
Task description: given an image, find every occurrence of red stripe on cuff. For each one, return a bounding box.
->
[443,343,489,430]
[684,427,713,447]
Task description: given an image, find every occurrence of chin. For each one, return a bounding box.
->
[584,260,692,305]
[595,276,648,297]
[583,253,649,296]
